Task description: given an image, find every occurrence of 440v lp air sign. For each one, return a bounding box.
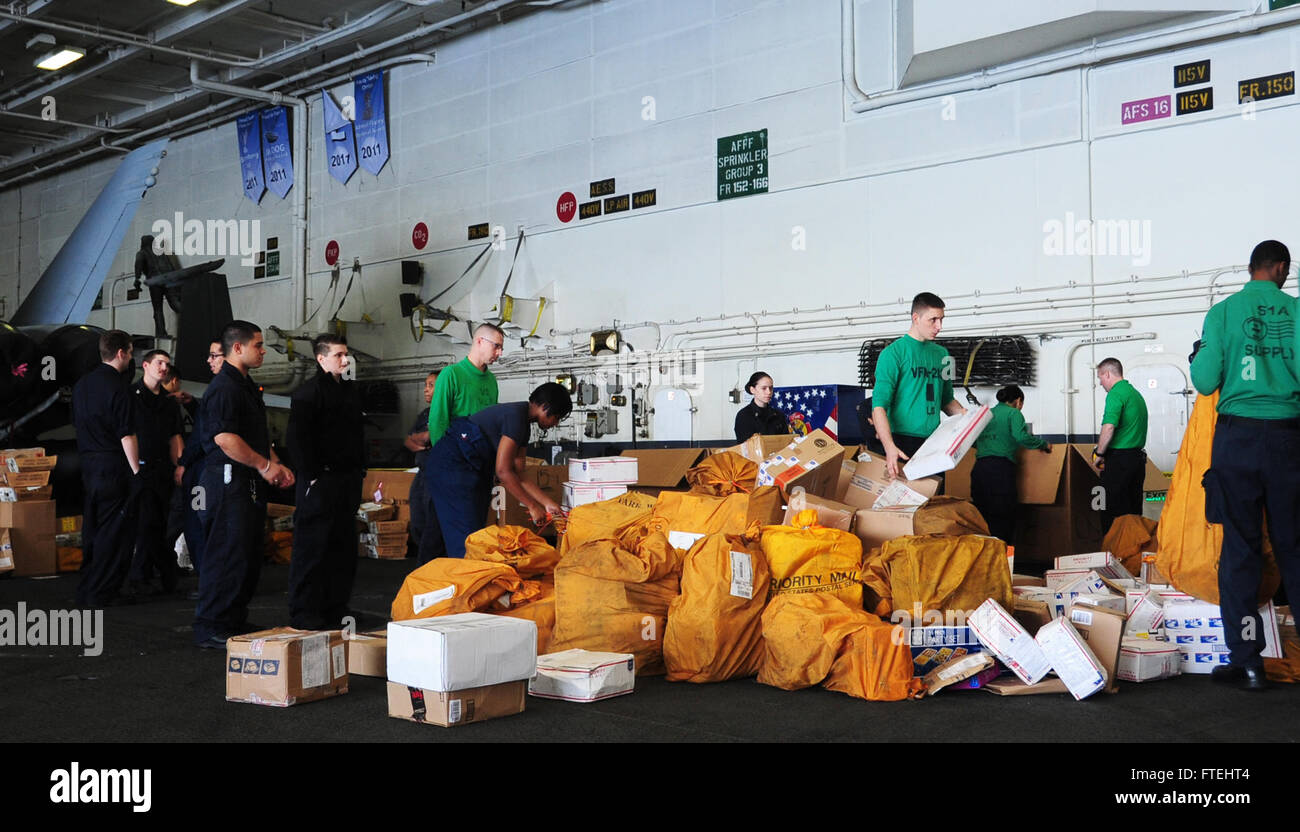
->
[717,129,768,200]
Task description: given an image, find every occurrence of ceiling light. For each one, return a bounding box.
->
[35,47,85,71]
[167,0,201,6]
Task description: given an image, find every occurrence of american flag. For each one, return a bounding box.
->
[771,385,840,440]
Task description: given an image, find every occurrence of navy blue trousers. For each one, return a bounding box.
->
[427,420,496,559]
[76,454,140,607]
[193,464,266,643]
[288,471,361,629]
[1206,416,1300,668]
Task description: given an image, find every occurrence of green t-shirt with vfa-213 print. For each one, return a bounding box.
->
[872,334,954,438]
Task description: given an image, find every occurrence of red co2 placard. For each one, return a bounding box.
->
[412,222,429,250]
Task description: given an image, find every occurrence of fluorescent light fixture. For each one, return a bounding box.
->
[35,47,85,70]
[167,0,201,6]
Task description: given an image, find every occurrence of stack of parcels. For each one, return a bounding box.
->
[386,613,537,727]
[54,516,83,573]
[838,453,990,553]
[0,448,57,576]
[225,628,349,707]
[357,502,406,559]
[563,456,638,510]
[264,504,294,565]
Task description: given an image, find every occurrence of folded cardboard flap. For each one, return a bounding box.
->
[783,491,855,532]
[621,448,706,489]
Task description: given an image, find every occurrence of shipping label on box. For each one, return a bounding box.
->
[386,613,537,692]
[1117,637,1181,682]
[1053,551,1134,581]
[1044,568,1091,590]
[387,680,527,727]
[225,628,348,707]
[1035,617,1107,701]
[840,455,938,511]
[906,625,985,676]
[968,600,1051,685]
[530,649,636,702]
[1066,603,1126,693]
[756,429,845,499]
[568,456,638,485]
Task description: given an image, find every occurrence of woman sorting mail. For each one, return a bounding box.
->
[969,385,1051,544]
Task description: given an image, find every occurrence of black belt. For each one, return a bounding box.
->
[1217,414,1300,430]
[1106,447,1145,456]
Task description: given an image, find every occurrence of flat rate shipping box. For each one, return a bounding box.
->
[755,430,845,499]
[568,456,639,485]
[529,649,636,702]
[946,444,1104,562]
[968,599,1051,685]
[0,499,56,577]
[1163,599,1281,674]
[1035,617,1107,700]
[387,679,527,727]
[902,405,992,480]
[225,628,349,707]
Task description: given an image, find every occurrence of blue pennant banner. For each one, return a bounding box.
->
[321,88,357,186]
[236,110,265,204]
[353,70,390,176]
[260,105,294,199]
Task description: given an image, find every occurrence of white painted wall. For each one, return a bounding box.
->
[3,0,1299,464]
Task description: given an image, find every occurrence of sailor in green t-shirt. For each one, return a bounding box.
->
[871,292,967,478]
[970,385,1050,544]
[1094,357,1148,535]
[1189,239,1300,690]
[418,322,504,562]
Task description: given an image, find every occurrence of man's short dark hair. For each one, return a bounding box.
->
[474,322,505,342]
[220,320,261,356]
[1249,240,1290,274]
[312,332,347,358]
[99,330,132,362]
[1098,357,1123,377]
[426,369,439,379]
[530,382,572,421]
[911,292,945,316]
[141,349,170,365]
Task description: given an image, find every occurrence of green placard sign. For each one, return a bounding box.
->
[717,129,768,200]
[1271,0,1300,10]
[266,250,280,277]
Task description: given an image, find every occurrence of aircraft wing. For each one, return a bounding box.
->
[12,138,170,326]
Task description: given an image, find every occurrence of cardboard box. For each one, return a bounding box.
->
[947,444,1104,562]
[1066,602,1125,693]
[1044,567,1091,590]
[834,445,867,502]
[346,629,388,678]
[1125,589,1167,637]
[1140,554,1169,585]
[0,528,12,573]
[225,628,349,707]
[756,429,845,499]
[983,676,1071,695]
[1,470,50,488]
[1035,617,1107,700]
[902,405,992,480]
[363,469,419,522]
[1163,599,1281,673]
[529,649,636,702]
[1117,638,1181,682]
[387,679,526,727]
[0,499,57,577]
[0,484,53,502]
[0,448,45,471]
[387,613,537,692]
[783,491,855,532]
[840,456,939,511]
[265,503,294,519]
[719,435,794,463]
[1050,571,1110,617]
[923,652,996,696]
[488,460,568,526]
[1053,551,1134,581]
[7,453,56,472]
[357,502,395,523]
[621,448,705,494]
[368,519,406,535]
[360,542,406,560]
[907,625,985,676]
[968,599,1051,685]
[1012,574,1046,588]
[372,532,406,547]
[1074,593,1126,613]
[1012,596,1053,635]
[568,456,638,485]
[562,481,628,509]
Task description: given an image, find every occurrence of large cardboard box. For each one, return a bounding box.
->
[1035,617,1107,700]
[568,456,638,484]
[0,484,53,502]
[620,448,705,495]
[1118,638,1181,682]
[387,679,526,727]
[947,444,1104,562]
[562,481,627,510]
[6,454,56,473]
[1054,551,1134,581]
[1163,599,1281,673]
[225,628,349,707]
[530,649,636,702]
[488,460,568,527]
[1065,603,1126,693]
[906,625,985,676]
[841,455,940,550]
[1,470,50,488]
[346,629,388,678]
[0,499,56,577]
[387,613,537,692]
[362,469,418,524]
[756,430,845,499]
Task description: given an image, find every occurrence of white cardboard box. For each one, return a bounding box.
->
[1051,572,1112,618]
[1074,593,1126,614]
[387,613,537,692]
[568,456,639,485]
[902,406,992,480]
[529,649,636,702]
[1035,617,1107,701]
[1053,551,1134,581]
[1163,600,1281,674]
[1117,637,1181,682]
[1044,568,1091,591]
[969,599,1051,685]
[1125,589,1167,637]
[561,481,628,509]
